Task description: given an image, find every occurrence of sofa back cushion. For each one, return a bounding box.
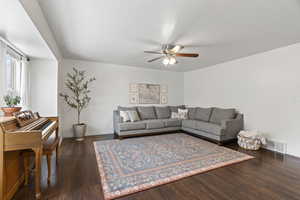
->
[155,106,171,119]
[120,111,131,122]
[209,108,236,125]
[169,105,185,113]
[118,106,137,112]
[195,107,212,122]
[137,106,157,120]
[187,107,197,120]
[178,108,188,119]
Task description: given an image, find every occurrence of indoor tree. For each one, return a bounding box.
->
[59,67,95,141]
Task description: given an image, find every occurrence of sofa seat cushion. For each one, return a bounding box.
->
[155,106,171,119]
[209,108,235,125]
[163,119,182,127]
[195,121,223,135]
[182,120,197,130]
[144,120,165,129]
[119,122,146,131]
[137,106,157,120]
[195,107,212,122]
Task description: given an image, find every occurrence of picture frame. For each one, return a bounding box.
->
[129,83,138,93]
[138,83,160,104]
[161,85,168,94]
[160,95,168,104]
[129,93,139,104]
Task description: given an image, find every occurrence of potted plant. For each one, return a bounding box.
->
[60,67,95,141]
[1,91,21,116]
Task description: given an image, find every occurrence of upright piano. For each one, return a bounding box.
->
[0,111,59,200]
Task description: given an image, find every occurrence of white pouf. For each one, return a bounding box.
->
[237,131,266,150]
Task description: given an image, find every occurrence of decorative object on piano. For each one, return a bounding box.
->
[1,91,21,116]
[34,111,41,119]
[13,110,36,127]
[60,67,96,141]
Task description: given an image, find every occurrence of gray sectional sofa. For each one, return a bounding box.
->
[113,105,244,144]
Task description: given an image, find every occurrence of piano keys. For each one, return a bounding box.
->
[0,111,59,200]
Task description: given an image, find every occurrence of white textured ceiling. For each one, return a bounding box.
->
[0,0,55,59]
[38,0,300,71]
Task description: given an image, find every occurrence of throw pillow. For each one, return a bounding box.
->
[120,111,130,122]
[171,112,179,119]
[178,108,188,119]
[169,105,185,113]
[127,110,140,122]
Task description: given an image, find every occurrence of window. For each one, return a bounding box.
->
[4,48,28,107]
[5,52,22,94]
[1,40,29,108]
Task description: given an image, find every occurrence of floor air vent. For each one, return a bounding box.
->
[264,140,287,154]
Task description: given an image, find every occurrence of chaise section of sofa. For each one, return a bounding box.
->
[113,105,244,144]
[182,108,243,143]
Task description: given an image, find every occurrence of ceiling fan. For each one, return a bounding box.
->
[144,44,199,66]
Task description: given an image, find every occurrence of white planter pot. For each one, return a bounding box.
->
[73,123,87,141]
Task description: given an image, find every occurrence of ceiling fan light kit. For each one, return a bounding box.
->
[145,44,199,67]
[162,56,177,66]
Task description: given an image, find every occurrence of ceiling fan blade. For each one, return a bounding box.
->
[171,45,184,53]
[147,56,164,62]
[175,53,199,57]
[144,51,163,54]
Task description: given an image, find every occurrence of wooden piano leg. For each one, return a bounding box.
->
[0,127,4,200]
[55,126,59,165]
[33,147,42,199]
[46,153,51,184]
[0,150,4,200]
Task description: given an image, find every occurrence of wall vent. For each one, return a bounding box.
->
[263,139,287,154]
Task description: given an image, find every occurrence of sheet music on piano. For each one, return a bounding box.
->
[14,110,36,127]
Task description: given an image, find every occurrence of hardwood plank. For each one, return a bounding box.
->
[12,134,300,200]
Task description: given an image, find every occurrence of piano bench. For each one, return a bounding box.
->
[23,137,60,185]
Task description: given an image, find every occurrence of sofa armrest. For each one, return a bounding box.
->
[221,113,244,137]
[113,110,123,133]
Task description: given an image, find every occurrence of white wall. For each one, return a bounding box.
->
[184,43,300,157]
[29,59,58,116]
[59,59,184,137]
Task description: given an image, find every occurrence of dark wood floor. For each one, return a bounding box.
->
[13,133,300,200]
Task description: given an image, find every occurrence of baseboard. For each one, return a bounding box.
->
[62,132,113,139]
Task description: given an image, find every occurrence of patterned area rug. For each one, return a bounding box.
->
[94,133,253,200]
